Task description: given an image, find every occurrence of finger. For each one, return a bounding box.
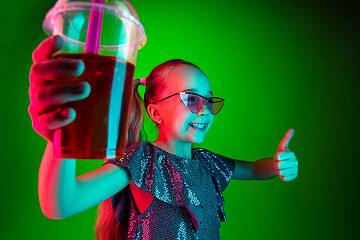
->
[277,128,295,152]
[29,59,85,97]
[32,35,63,63]
[274,151,294,161]
[280,174,297,182]
[29,81,90,116]
[30,58,84,82]
[279,168,297,177]
[32,108,76,134]
[276,158,298,170]
[36,81,90,105]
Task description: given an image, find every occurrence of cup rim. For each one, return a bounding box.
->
[43,1,146,49]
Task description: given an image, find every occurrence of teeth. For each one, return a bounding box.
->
[190,123,206,129]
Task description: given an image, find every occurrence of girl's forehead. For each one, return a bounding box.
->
[165,65,211,95]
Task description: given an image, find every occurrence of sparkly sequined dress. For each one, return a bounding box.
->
[104,141,235,240]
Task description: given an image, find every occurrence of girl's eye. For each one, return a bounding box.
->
[184,94,197,102]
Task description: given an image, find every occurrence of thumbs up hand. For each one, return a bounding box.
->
[274,129,298,182]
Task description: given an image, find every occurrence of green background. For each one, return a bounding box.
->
[1,0,359,239]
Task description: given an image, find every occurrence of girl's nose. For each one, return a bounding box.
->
[197,104,211,117]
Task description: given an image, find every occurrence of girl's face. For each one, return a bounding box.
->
[156,64,214,144]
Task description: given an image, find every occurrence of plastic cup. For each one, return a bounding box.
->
[42,0,146,159]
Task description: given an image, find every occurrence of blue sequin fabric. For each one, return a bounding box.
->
[104,141,235,240]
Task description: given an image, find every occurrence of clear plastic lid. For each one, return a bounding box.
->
[43,0,146,50]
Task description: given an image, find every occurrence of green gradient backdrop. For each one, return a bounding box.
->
[1,0,359,239]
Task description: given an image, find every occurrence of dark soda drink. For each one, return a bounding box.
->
[53,53,135,159]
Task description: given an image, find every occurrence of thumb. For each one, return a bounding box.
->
[277,128,295,152]
[32,35,63,64]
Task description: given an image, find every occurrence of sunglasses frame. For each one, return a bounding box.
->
[149,91,225,115]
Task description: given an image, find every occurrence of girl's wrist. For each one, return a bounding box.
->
[252,158,278,180]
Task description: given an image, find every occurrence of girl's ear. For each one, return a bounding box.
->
[147,104,162,124]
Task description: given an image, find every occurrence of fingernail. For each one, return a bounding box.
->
[55,109,69,121]
[67,60,79,71]
[60,109,70,119]
[72,84,86,94]
[52,35,63,49]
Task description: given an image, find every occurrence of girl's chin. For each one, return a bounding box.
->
[187,134,206,144]
[193,139,205,144]
[184,127,209,144]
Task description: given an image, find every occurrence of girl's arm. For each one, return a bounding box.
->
[232,129,298,181]
[30,37,131,219]
[232,158,277,180]
[38,142,131,219]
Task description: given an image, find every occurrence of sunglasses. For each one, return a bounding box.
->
[150,92,225,115]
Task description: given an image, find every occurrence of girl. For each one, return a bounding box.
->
[29,35,298,240]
